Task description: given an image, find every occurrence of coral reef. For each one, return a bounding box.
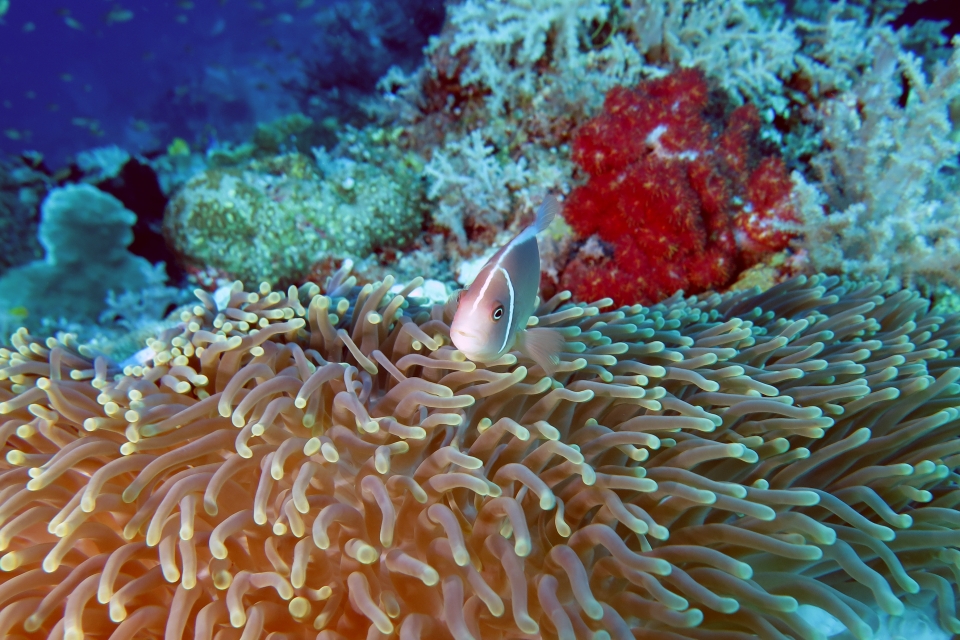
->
[252,114,317,157]
[88,156,181,278]
[0,184,153,332]
[559,69,796,306]
[414,0,831,154]
[424,128,571,250]
[74,146,131,184]
[0,156,182,356]
[792,33,960,292]
[0,157,50,278]
[374,0,960,300]
[147,151,209,199]
[163,142,425,287]
[0,265,958,638]
[625,0,802,119]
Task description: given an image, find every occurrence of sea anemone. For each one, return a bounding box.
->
[0,265,958,639]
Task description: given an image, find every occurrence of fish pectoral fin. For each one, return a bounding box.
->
[517,327,565,378]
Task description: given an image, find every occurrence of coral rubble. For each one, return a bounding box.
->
[0,266,958,638]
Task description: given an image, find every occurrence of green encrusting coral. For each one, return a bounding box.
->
[163,148,424,286]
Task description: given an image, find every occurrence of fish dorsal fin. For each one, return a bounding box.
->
[535,195,560,233]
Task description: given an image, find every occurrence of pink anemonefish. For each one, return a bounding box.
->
[450,195,566,376]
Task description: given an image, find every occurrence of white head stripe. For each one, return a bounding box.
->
[470,265,496,313]
[497,266,515,354]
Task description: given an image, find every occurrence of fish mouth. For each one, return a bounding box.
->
[452,328,479,340]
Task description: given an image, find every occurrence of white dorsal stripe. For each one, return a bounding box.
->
[497,266,515,354]
[469,226,531,314]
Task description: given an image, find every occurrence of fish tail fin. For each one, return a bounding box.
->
[517,327,565,378]
[535,195,561,233]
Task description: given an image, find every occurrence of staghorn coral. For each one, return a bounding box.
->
[418,0,814,154]
[424,129,533,245]
[0,266,959,638]
[441,0,802,128]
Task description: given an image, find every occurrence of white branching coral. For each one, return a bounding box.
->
[443,0,805,124]
[628,0,802,113]
[424,130,530,242]
[794,32,960,290]
[792,3,885,96]
[424,128,570,247]
[447,0,649,117]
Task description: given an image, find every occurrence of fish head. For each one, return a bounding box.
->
[450,274,513,363]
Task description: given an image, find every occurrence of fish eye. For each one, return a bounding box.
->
[492,306,504,321]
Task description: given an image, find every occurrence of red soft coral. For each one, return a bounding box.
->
[560,69,796,306]
[735,156,797,264]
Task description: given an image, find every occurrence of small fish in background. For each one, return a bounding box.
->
[58,9,84,30]
[450,195,566,376]
[167,137,191,156]
[0,0,9,23]
[105,5,134,25]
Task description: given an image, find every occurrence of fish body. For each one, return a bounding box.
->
[450,196,565,375]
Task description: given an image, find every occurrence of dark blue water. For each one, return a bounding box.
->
[3,0,959,167]
[0,0,443,165]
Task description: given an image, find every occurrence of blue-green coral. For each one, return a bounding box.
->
[0,184,153,330]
